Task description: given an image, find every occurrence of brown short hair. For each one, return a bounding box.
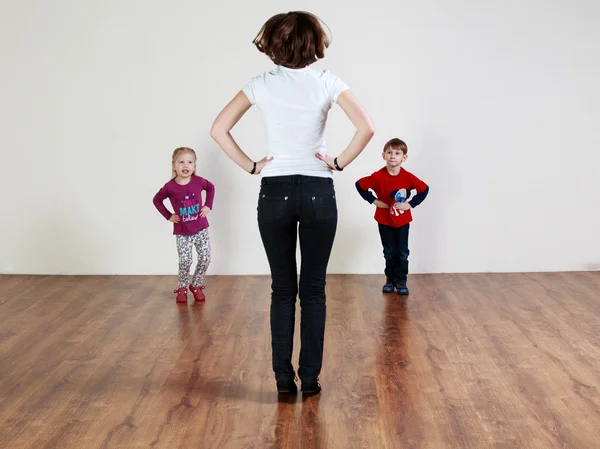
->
[383,138,408,155]
[252,11,330,69]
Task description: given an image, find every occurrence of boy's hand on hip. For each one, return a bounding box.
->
[169,214,181,223]
[200,206,211,218]
[373,200,389,209]
[394,202,411,211]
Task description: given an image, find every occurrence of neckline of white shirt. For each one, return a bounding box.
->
[278,65,310,72]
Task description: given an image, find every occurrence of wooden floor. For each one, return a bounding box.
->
[1,272,599,448]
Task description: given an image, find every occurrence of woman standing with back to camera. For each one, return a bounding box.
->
[210,11,375,395]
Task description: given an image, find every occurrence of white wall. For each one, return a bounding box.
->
[1,0,599,275]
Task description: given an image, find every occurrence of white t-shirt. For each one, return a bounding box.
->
[242,65,349,178]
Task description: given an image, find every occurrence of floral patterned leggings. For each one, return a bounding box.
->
[176,228,211,288]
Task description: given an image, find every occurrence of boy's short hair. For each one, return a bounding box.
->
[252,11,330,69]
[383,138,408,155]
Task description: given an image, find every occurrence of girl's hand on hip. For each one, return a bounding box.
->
[200,206,211,218]
[169,214,181,223]
[373,200,389,209]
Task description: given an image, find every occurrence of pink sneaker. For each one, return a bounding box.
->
[189,284,205,301]
[174,287,188,303]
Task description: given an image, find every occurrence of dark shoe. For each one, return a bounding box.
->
[382,279,395,293]
[276,377,298,394]
[396,281,409,295]
[301,379,321,395]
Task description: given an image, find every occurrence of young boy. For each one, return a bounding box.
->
[355,138,429,295]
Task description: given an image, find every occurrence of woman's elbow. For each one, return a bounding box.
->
[209,124,222,141]
[363,121,375,139]
[366,123,375,137]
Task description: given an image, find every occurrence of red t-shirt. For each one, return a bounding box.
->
[358,167,428,228]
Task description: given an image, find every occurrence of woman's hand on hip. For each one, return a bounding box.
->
[315,152,335,171]
[254,156,274,175]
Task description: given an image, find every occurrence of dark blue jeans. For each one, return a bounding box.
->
[378,223,410,282]
[257,175,337,384]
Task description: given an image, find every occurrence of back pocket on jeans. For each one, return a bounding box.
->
[310,194,337,222]
[257,193,288,223]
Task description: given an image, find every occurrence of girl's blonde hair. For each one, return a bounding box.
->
[171,147,197,179]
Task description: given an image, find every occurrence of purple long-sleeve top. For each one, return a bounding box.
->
[153,176,215,235]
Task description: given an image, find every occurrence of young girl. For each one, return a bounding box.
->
[210,12,374,394]
[153,147,215,303]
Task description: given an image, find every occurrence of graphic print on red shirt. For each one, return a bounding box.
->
[389,188,409,224]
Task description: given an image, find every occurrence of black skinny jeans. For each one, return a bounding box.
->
[257,175,337,383]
